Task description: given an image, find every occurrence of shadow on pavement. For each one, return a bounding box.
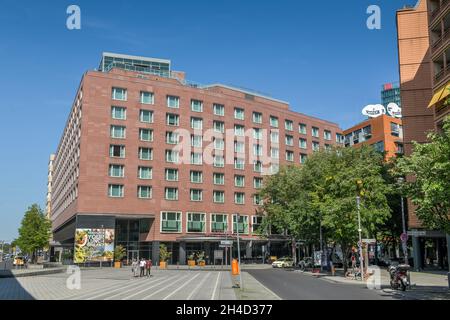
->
[0,270,35,300]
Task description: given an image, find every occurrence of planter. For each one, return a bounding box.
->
[187,260,196,267]
[160,261,167,269]
[114,261,122,269]
[198,261,206,267]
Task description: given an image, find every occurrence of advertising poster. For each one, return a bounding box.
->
[74,228,115,263]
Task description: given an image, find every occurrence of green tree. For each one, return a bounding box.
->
[15,204,51,263]
[303,146,391,271]
[396,116,450,234]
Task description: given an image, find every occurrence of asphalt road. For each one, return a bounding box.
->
[246,268,395,300]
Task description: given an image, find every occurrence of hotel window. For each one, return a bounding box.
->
[213,173,225,185]
[285,120,293,131]
[235,175,245,188]
[213,103,225,116]
[270,116,279,128]
[112,87,127,101]
[254,160,263,173]
[166,131,179,144]
[300,153,308,164]
[325,144,332,151]
[165,168,179,181]
[139,147,153,160]
[191,99,203,112]
[191,117,203,130]
[336,133,344,144]
[190,171,203,184]
[167,95,180,108]
[190,189,203,202]
[191,135,203,148]
[108,184,124,198]
[166,113,180,126]
[396,142,404,155]
[299,123,307,135]
[110,145,125,158]
[270,163,280,175]
[373,141,385,153]
[234,141,245,153]
[253,128,263,140]
[110,125,126,139]
[138,166,152,180]
[191,152,203,165]
[213,155,225,168]
[234,124,245,136]
[285,135,294,146]
[234,107,245,120]
[286,150,294,162]
[111,106,126,120]
[299,138,307,149]
[254,177,263,189]
[165,150,179,163]
[109,164,124,178]
[324,130,332,141]
[164,188,179,201]
[211,214,228,233]
[214,138,225,151]
[253,112,263,124]
[161,211,181,232]
[213,191,225,203]
[234,158,245,170]
[271,147,279,159]
[252,216,263,233]
[140,91,154,105]
[391,122,401,137]
[270,131,279,144]
[187,213,206,233]
[233,214,249,234]
[139,128,153,142]
[214,121,225,133]
[312,141,320,152]
[253,144,263,157]
[235,192,245,205]
[138,186,152,199]
[140,110,154,123]
[312,127,320,138]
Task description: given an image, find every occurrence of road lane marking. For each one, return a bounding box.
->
[124,273,187,300]
[162,273,201,300]
[141,274,192,300]
[211,272,221,300]
[187,272,212,300]
[105,276,170,300]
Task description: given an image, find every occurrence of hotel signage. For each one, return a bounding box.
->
[362,103,402,119]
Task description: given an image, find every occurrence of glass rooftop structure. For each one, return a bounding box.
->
[99,52,171,77]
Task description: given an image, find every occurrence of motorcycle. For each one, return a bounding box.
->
[388,264,410,291]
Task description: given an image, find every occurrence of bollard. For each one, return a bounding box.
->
[231,259,239,276]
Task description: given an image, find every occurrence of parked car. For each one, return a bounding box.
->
[272,257,294,268]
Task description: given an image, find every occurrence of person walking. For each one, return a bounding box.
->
[131,259,138,277]
[139,258,146,277]
[146,259,152,278]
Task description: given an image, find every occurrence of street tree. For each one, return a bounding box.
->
[15,204,51,263]
[395,116,450,234]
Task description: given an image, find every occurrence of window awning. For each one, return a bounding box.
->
[428,82,450,108]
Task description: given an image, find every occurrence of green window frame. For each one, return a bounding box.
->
[137,186,152,199]
[109,164,124,178]
[110,125,126,139]
[167,95,180,108]
[213,191,225,203]
[190,189,203,202]
[211,214,228,233]
[190,171,203,184]
[109,145,125,158]
[112,87,127,101]
[233,215,249,234]
[139,109,153,123]
[140,91,154,105]
[139,128,153,142]
[187,213,206,233]
[138,166,152,180]
[165,168,179,181]
[213,104,225,116]
[164,188,179,201]
[111,106,126,120]
[138,147,153,160]
[108,184,124,198]
[161,212,181,232]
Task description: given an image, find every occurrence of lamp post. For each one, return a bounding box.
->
[235,214,243,289]
[0,240,4,262]
[398,177,408,265]
[100,225,104,268]
[356,196,364,283]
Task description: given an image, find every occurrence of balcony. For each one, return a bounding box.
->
[161,220,180,232]
[431,0,450,23]
[233,223,249,234]
[187,221,205,233]
[211,222,227,233]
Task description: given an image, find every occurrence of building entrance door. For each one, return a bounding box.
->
[128,250,139,265]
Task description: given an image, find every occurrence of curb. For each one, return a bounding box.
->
[0,267,66,278]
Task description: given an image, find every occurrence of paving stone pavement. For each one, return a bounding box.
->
[0,267,237,300]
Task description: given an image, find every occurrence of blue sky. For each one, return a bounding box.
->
[0,0,417,241]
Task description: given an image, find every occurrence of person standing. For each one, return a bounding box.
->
[146,259,152,278]
[131,259,138,277]
[139,258,146,277]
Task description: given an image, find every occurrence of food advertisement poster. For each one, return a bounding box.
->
[74,228,115,263]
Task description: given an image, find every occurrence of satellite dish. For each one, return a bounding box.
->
[362,104,386,118]
[387,103,402,118]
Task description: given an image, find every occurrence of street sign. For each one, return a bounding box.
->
[408,230,426,237]
[400,233,408,243]
[362,239,376,244]
[219,244,232,248]
[220,240,233,246]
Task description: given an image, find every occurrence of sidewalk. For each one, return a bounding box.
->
[233,272,281,300]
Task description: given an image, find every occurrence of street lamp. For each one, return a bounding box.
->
[235,214,243,289]
[356,196,364,283]
[100,225,104,268]
[397,177,408,265]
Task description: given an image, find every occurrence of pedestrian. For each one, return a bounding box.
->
[131,259,138,277]
[146,259,152,278]
[139,258,146,277]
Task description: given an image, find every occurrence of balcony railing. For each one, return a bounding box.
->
[162,220,181,232]
[435,69,445,82]
[431,0,450,21]
[211,222,227,233]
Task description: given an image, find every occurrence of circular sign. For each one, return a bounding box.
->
[387,103,402,118]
